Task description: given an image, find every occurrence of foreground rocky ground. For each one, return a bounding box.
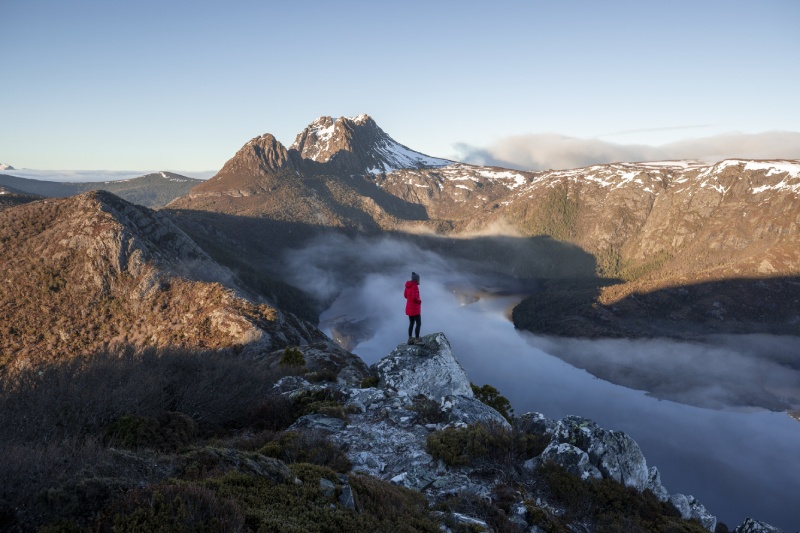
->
[0,333,786,532]
[275,333,783,532]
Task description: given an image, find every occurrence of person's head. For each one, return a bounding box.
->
[411,272,420,284]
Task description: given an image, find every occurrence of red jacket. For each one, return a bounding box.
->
[404,280,421,316]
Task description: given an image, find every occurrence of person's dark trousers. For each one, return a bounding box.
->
[408,315,421,338]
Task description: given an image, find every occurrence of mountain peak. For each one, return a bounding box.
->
[290,114,451,175]
[213,133,295,180]
[0,163,15,171]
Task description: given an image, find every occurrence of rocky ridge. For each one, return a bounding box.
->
[0,190,325,369]
[272,332,782,532]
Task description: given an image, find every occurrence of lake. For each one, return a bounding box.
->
[318,271,800,531]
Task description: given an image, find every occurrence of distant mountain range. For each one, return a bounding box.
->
[169,114,800,338]
[3,115,799,341]
[0,171,202,208]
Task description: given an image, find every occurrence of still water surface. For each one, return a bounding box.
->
[320,280,800,531]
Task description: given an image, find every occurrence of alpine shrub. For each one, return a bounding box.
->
[470,383,514,422]
[279,347,305,367]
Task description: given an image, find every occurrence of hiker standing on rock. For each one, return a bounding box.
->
[404,272,422,345]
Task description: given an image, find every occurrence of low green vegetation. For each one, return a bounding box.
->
[471,382,514,422]
[519,186,580,242]
[291,387,352,419]
[105,412,197,451]
[94,483,245,532]
[427,421,550,468]
[87,464,444,533]
[597,245,674,282]
[409,394,446,424]
[360,375,380,388]
[535,462,709,532]
[279,346,306,367]
[258,431,351,472]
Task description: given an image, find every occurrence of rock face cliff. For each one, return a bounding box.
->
[0,191,325,369]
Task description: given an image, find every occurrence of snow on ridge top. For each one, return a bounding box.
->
[743,160,800,178]
[433,163,529,189]
[473,168,527,189]
[309,117,336,142]
[369,137,451,174]
[695,159,800,180]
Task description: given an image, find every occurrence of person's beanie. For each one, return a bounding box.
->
[411,272,420,282]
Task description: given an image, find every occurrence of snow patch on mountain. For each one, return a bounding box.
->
[368,139,451,174]
[291,115,452,174]
[744,160,800,178]
[289,117,335,162]
[435,164,528,189]
[509,160,800,197]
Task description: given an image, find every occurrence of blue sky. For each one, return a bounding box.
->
[2,0,799,175]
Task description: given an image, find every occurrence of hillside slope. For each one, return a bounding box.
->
[0,182,42,209]
[0,192,324,370]
[0,171,201,208]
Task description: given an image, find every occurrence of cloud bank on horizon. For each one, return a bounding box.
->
[453,131,800,171]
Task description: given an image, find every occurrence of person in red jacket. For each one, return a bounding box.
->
[404,271,422,345]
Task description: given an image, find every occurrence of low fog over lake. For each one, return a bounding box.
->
[286,234,800,531]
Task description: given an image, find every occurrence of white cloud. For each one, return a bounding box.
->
[453,131,800,171]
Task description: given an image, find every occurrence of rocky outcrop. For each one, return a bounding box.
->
[549,415,650,491]
[528,442,602,481]
[734,518,785,533]
[669,494,717,531]
[524,413,718,531]
[440,394,511,429]
[284,333,510,498]
[262,341,371,388]
[270,331,783,532]
[375,332,474,400]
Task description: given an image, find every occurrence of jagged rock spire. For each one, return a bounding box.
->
[290,114,450,175]
[215,133,295,179]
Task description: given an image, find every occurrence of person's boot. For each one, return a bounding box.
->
[408,337,416,345]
